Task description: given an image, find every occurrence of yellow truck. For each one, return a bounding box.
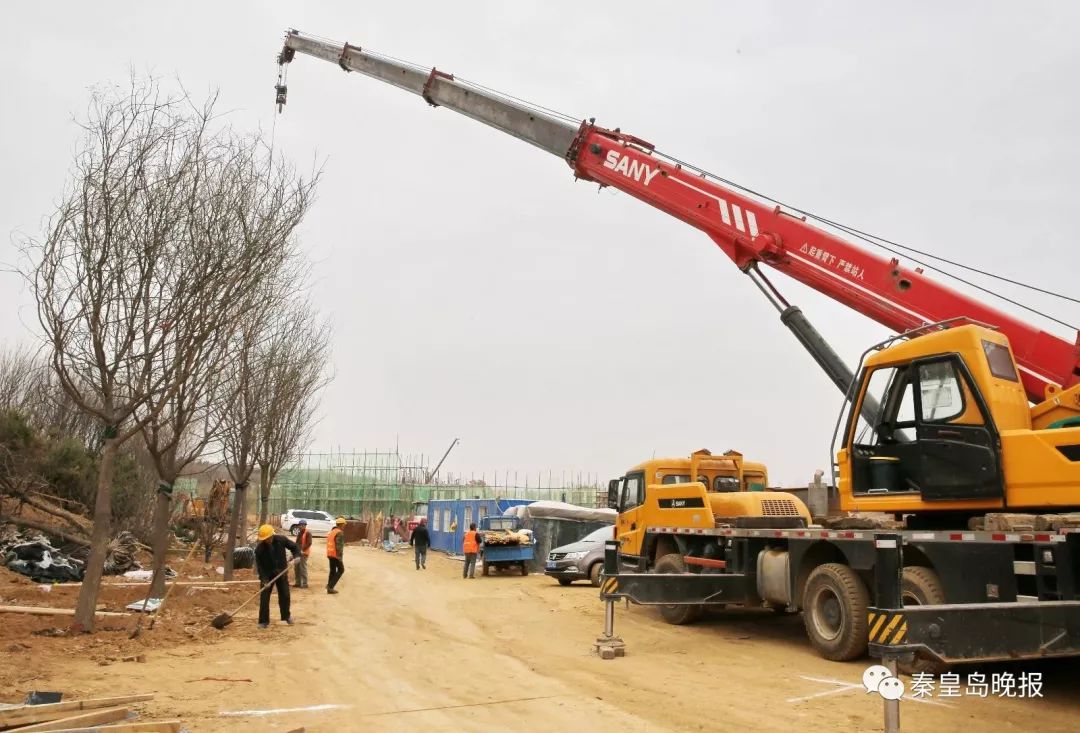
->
[610,449,810,571]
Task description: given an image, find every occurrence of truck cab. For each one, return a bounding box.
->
[837,324,1080,522]
[609,449,811,568]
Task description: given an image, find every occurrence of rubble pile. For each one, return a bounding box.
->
[0,526,147,583]
[0,531,84,583]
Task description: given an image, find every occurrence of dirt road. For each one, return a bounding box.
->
[24,541,1080,731]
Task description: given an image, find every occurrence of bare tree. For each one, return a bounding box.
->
[218,315,265,581]
[23,77,318,631]
[254,302,331,526]
[0,344,40,414]
[135,129,317,599]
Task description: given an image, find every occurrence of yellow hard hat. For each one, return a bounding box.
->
[257,524,274,541]
[335,517,347,526]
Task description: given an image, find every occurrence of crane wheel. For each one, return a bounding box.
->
[653,554,704,625]
[802,563,870,661]
[898,566,949,675]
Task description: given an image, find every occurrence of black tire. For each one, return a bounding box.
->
[482,561,490,576]
[802,563,870,661]
[589,562,602,587]
[289,525,300,536]
[521,562,529,576]
[898,566,949,675]
[653,554,704,625]
[558,578,572,586]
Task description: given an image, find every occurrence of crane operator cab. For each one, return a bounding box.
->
[836,323,1080,520]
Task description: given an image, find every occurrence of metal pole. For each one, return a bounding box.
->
[596,540,625,659]
[874,533,904,733]
[884,656,900,733]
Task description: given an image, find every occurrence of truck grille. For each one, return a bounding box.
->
[549,552,566,561]
[760,499,801,517]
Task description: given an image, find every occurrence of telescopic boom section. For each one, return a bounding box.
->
[281,31,1080,403]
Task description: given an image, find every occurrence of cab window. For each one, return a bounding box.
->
[660,474,691,484]
[620,473,645,510]
[714,476,739,493]
[918,360,965,422]
[851,366,916,445]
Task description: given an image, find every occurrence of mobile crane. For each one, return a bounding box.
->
[278,30,1080,667]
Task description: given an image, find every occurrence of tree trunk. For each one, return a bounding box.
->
[148,483,172,598]
[257,463,270,527]
[71,436,117,633]
[20,493,93,534]
[223,483,244,581]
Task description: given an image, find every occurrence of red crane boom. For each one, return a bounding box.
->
[279,31,1080,403]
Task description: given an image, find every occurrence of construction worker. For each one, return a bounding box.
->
[326,517,347,594]
[292,519,312,588]
[462,522,483,579]
[255,524,300,628]
[409,517,430,570]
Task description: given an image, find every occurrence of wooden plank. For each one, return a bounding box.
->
[0,606,128,618]
[7,708,128,732]
[44,722,179,733]
[45,580,258,589]
[0,697,152,728]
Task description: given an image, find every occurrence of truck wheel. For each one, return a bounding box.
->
[898,566,948,675]
[482,561,490,576]
[802,563,869,661]
[653,554,703,625]
[589,562,602,587]
[521,562,529,576]
[558,578,572,586]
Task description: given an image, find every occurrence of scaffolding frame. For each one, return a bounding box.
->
[268,449,604,519]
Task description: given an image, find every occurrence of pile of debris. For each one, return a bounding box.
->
[481,528,533,546]
[0,692,181,731]
[0,527,144,583]
[0,529,83,583]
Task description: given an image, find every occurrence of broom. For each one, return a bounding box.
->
[208,558,296,630]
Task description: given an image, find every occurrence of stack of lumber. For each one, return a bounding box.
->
[0,694,180,732]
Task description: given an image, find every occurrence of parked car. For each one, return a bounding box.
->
[544,525,614,586]
[280,509,335,537]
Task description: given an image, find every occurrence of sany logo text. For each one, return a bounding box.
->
[602,150,662,186]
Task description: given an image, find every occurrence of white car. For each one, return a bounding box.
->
[280,509,336,537]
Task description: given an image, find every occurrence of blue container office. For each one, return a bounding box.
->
[427,498,533,554]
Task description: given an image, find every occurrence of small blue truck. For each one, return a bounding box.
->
[479,516,533,576]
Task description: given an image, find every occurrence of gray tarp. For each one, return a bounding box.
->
[502,501,615,569]
[502,500,616,524]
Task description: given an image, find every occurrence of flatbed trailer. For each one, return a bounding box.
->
[601,525,1080,665]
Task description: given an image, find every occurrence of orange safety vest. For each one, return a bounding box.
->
[462,530,480,554]
[297,527,312,557]
[326,527,342,559]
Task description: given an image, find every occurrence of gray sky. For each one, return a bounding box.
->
[2,2,1077,487]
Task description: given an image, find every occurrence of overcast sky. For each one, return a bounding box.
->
[3,2,1077,487]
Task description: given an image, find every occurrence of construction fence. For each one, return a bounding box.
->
[265,450,605,519]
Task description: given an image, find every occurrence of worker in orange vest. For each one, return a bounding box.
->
[292,519,312,589]
[326,517,347,594]
[462,522,483,579]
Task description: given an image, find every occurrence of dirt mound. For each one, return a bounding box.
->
[0,563,260,701]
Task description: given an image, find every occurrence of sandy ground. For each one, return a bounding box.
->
[3,540,1079,732]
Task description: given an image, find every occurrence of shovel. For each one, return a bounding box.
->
[209,558,296,630]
